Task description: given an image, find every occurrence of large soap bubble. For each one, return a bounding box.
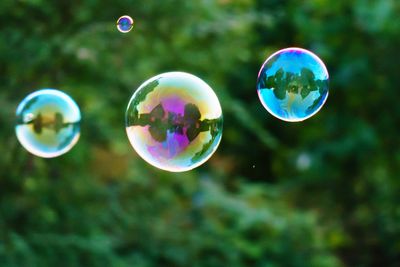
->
[257,47,329,122]
[125,72,223,172]
[15,89,81,158]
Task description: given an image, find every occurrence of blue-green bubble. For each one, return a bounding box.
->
[257,47,329,122]
[15,89,81,158]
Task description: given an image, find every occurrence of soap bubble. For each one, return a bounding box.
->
[257,47,329,122]
[15,89,81,158]
[125,72,223,172]
[117,15,134,33]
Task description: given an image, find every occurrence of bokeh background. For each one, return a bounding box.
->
[1,0,400,266]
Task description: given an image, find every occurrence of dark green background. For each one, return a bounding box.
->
[1,0,399,266]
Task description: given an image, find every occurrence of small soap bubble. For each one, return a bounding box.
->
[117,15,134,33]
[257,47,329,122]
[15,89,81,158]
[125,72,223,172]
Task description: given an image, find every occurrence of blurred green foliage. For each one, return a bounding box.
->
[1,0,400,266]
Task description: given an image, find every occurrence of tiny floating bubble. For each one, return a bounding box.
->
[15,89,81,158]
[117,15,134,33]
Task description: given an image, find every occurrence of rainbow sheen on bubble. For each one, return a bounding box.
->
[125,72,223,172]
[117,15,134,33]
[15,89,81,158]
[257,47,329,122]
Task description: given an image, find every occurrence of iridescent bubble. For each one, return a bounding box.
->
[257,47,329,122]
[15,89,81,158]
[117,15,134,33]
[125,72,223,172]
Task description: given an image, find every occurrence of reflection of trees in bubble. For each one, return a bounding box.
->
[17,111,80,149]
[57,122,80,149]
[19,112,76,134]
[130,102,221,145]
[260,67,328,110]
[190,117,222,164]
[126,79,160,127]
[305,80,329,112]
[21,96,39,111]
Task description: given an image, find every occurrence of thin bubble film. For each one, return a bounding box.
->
[15,89,81,158]
[257,47,329,122]
[117,15,134,33]
[125,72,223,172]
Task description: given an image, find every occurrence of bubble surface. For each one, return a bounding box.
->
[125,72,223,172]
[16,89,81,158]
[117,15,134,33]
[257,47,329,122]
